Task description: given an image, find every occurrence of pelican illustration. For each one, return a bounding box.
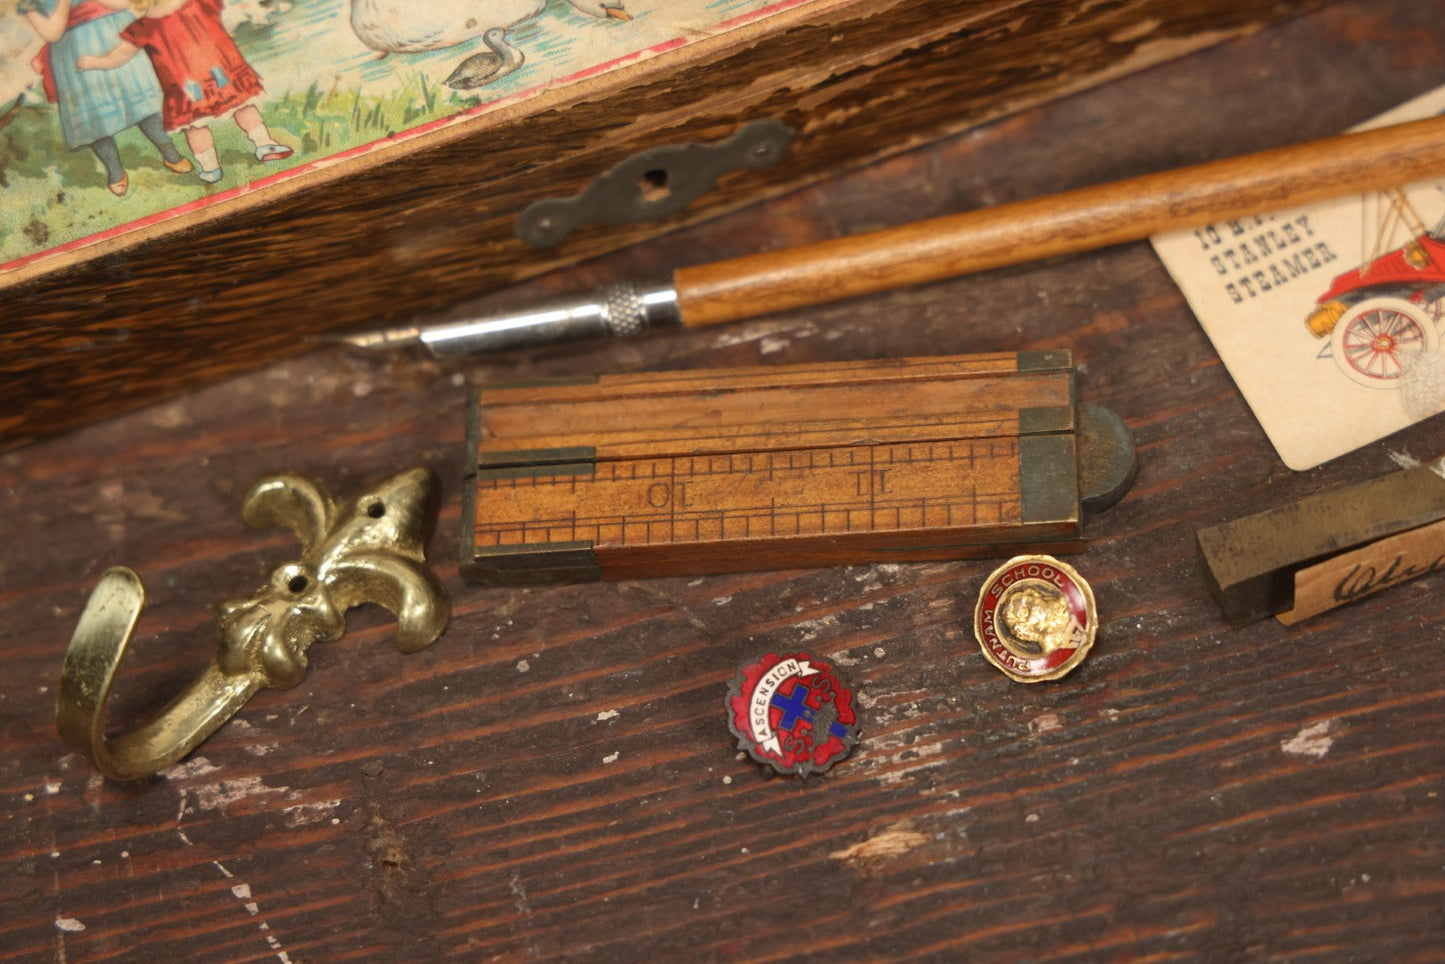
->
[350,0,632,57]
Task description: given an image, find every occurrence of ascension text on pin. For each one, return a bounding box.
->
[726,651,859,777]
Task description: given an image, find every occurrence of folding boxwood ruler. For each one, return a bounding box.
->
[462,351,1135,584]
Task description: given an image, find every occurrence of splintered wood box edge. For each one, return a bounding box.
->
[5,0,1324,448]
[462,351,1135,584]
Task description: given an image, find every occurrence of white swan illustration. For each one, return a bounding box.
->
[350,0,631,56]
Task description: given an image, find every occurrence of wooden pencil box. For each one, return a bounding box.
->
[462,351,1136,583]
[1,0,1321,448]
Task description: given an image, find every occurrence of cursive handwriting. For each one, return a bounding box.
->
[1333,551,1445,603]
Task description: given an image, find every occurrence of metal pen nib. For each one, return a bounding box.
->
[332,281,681,358]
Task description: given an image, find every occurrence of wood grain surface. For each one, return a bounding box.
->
[674,114,1445,326]
[0,0,1322,449]
[468,354,1083,580]
[473,353,1073,459]
[4,2,1445,961]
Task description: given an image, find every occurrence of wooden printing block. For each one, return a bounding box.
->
[462,351,1136,584]
[1196,459,1445,626]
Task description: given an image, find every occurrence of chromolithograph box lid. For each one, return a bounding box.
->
[1,0,812,284]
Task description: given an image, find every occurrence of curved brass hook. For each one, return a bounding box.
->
[57,468,450,781]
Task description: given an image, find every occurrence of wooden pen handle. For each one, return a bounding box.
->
[673,114,1445,327]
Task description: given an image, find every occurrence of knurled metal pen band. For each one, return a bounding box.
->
[602,282,680,338]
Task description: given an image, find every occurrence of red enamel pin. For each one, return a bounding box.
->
[726,651,859,776]
[974,555,1097,682]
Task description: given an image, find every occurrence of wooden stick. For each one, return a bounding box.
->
[674,114,1445,327]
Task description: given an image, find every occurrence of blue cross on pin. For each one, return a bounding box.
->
[770,681,814,730]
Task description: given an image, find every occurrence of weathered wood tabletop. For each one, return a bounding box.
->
[5,2,1445,960]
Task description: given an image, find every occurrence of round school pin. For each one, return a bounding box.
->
[726,651,859,777]
[974,555,1097,683]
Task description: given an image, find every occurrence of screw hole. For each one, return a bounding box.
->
[288,575,309,593]
[367,502,386,518]
[638,168,671,203]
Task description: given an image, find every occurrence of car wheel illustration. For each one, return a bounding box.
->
[1329,297,1438,388]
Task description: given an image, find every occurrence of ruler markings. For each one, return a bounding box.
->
[475,441,1016,488]
[480,411,1029,461]
[868,444,877,534]
[477,489,1024,546]
[669,451,678,543]
[479,456,1001,491]
[475,439,1027,548]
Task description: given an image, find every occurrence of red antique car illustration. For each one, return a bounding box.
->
[1306,188,1443,387]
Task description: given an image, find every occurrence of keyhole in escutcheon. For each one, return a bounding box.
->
[638,168,671,203]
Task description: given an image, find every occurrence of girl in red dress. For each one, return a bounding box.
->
[77,0,292,184]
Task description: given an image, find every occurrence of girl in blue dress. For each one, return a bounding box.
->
[21,0,191,195]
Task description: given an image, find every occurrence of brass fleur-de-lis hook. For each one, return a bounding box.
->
[58,468,450,780]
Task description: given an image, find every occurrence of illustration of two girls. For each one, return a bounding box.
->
[23,0,292,195]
